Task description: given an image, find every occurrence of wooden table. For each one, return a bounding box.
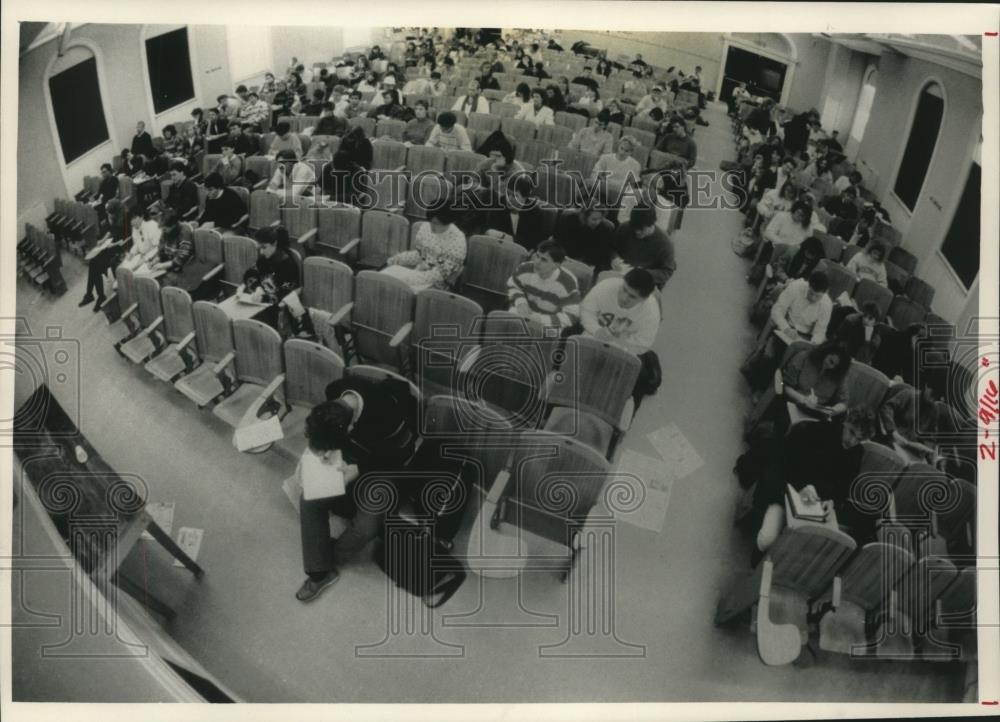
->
[13,385,203,620]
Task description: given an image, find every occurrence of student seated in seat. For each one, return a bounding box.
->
[426,111,472,153]
[833,303,883,365]
[590,135,642,187]
[515,89,556,126]
[150,209,196,291]
[610,204,677,290]
[845,242,888,287]
[267,150,316,202]
[198,173,248,232]
[383,204,467,291]
[402,100,435,145]
[214,140,245,187]
[241,225,309,334]
[295,377,417,603]
[876,367,952,466]
[506,240,581,331]
[567,109,614,156]
[269,121,304,160]
[555,198,616,272]
[576,268,661,409]
[743,407,877,561]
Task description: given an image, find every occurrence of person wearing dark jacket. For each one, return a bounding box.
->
[746,407,878,558]
[555,203,616,272]
[611,205,677,289]
[198,173,247,230]
[833,303,883,365]
[130,121,157,160]
[781,110,817,156]
[163,161,199,218]
[314,102,349,137]
[242,225,301,332]
[338,126,374,170]
[294,374,416,602]
[79,198,130,310]
[655,118,697,168]
[471,175,550,252]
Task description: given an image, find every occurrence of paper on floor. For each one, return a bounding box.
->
[141,502,175,541]
[173,527,204,568]
[647,423,705,480]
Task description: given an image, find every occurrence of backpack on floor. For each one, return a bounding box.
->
[373,519,466,608]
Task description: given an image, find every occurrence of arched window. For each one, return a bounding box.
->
[45,44,112,165]
[892,81,945,213]
[939,138,981,290]
[847,66,878,156]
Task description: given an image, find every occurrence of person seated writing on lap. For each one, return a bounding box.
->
[506,240,581,331]
[578,269,662,408]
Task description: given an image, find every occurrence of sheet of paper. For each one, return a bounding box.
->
[610,449,675,533]
[233,415,284,451]
[236,293,270,307]
[173,527,204,567]
[282,474,302,513]
[647,423,705,481]
[301,448,347,501]
[282,289,305,317]
[141,501,175,541]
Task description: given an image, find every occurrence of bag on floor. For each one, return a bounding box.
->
[730,228,757,258]
[373,519,466,608]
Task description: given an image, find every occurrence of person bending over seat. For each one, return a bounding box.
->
[79,198,131,311]
[745,407,877,562]
[241,225,310,336]
[295,375,417,602]
[610,204,677,290]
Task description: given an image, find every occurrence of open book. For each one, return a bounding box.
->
[785,484,829,522]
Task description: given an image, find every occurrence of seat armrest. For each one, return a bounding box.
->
[485,469,511,505]
[340,237,361,254]
[253,178,269,190]
[618,397,635,432]
[120,302,140,320]
[237,373,288,429]
[773,369,784,395]
[212,351,236,376]
[830,576,842,611]
[758,558,774,597]
[182,206,199,220]
[136,316,165,339]
[176,331,197,350]
[327,302,354,327]
[298,228,318,245]
[233,213,249,229]
[389,322,413,348]
[202,263,225,282]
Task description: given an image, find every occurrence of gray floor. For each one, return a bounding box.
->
[13,102,965,703]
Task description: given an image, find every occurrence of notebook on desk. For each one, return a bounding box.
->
[785,484,829,522]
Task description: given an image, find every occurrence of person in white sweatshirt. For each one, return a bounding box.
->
[845,242,889,287]
[590,136,642,186]
[515,89,556,126]
[579,269,662,408]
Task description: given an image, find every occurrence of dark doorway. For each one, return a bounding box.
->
[720,46,788,103]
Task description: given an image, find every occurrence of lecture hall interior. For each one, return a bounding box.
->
[7,14,993,708]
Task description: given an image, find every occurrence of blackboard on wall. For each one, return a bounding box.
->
[48,57,110,164]
[146,27,195,114]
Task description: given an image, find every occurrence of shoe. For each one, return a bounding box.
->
[93,298,105,312]
[295,570,339,602]
[78,294,94,307]
[750,547,764,569]
[696,117,709,126]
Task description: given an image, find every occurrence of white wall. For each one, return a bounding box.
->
[854,51,982,325]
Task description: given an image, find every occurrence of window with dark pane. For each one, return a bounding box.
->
[940,162,980,289]
[48,57,109,163]
[893,84,944,212]
[145,27,195,113]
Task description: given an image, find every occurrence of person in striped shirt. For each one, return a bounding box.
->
[506,240,581,330]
